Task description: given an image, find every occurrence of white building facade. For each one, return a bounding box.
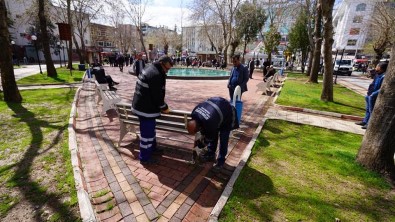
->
[332,0,381,55]
[182,25,223,61]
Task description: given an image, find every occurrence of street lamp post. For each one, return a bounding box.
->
[31,35,43,74]
[57,41,62,67]
[11,40,15,65]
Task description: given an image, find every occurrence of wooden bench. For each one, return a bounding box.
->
[95,81,121,115]
[115,102,193,148]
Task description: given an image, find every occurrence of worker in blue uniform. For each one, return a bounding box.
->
[187,97,239,170]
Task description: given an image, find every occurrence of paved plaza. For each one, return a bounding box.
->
[70,65,367,221]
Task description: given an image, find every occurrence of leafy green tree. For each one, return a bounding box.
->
[288,11,309,73]
[262,25,281,64]
[232,2,266,60]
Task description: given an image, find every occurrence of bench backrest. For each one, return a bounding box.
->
[115,102,192,134]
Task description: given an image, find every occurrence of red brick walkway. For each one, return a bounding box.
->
[76,66,269,221]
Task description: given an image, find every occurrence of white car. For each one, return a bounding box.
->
[334,59,353,76]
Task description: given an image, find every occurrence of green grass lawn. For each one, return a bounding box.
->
[220,120,394,222]
[16,65,85,85]
[276,72,366,116]
[0,88,80,220]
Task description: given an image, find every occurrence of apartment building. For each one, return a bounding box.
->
[332,0,381,55]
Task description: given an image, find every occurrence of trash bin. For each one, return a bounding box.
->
[78,64,86,71]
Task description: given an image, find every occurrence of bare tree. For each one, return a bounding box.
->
[190,0,242,64]
[152,27,178,55]
[124,0,150,61]
[309,0,322,83]
[303,0,317,77]
[0,0,22,102]
[367,2,395,66]
[357,43,395,184]
[211,0,242,64]
[37,0,57,77]
[71,0,103,64]
[189,0,223,58]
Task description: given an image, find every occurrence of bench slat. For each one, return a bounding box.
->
[116,102,193,147]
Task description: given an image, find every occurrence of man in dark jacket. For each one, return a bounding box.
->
[248,58,255,79]
[132,55,173,164]
[228,54,249,100]
[91,59,119,90]
[133,54,146,76]
[187,97,239,170]
[117,54,125,72]
[355,62,387,129]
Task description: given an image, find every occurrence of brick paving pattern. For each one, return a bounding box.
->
[76,66,269,221]
[74,66,366,221]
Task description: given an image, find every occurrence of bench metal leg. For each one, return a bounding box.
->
[118,121,127,146]
[96,89,102,104]
[118,122,137,147]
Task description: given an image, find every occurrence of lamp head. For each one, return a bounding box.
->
[57,42,60,46]
[11,40,15,45]
[31,35,37,41]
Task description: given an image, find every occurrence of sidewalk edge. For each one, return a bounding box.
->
[274,104,364,121]
[68,86,96,222]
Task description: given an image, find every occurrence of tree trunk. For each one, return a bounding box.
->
[38,0,57,77]
[138,28,148,62]
[0,0,22,102]
[306,47,313,76]
[373,47,385,67]
[320,0,335,102]
[309,2,322,83]
[72,34,84,64]
[357,44,395,184]
[301,52,306,74]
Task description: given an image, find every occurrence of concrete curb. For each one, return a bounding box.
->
[68,76,97,221]
[275,104,364,121]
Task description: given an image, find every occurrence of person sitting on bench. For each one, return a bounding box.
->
[91,59,119,90]
[187,97,239,171]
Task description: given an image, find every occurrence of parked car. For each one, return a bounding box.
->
[334,59,353,76]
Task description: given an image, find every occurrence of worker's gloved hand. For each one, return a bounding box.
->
[161,108,171,114]
[194,132,206,149]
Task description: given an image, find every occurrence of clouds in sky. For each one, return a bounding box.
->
[143,0,192,31]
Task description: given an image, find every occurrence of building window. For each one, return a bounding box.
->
[349,28,360,35]
[347,39,357,46]
[356,3,366,11]
[97,41,104,47]
[105,42,112,47]
[353,16,363,23]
